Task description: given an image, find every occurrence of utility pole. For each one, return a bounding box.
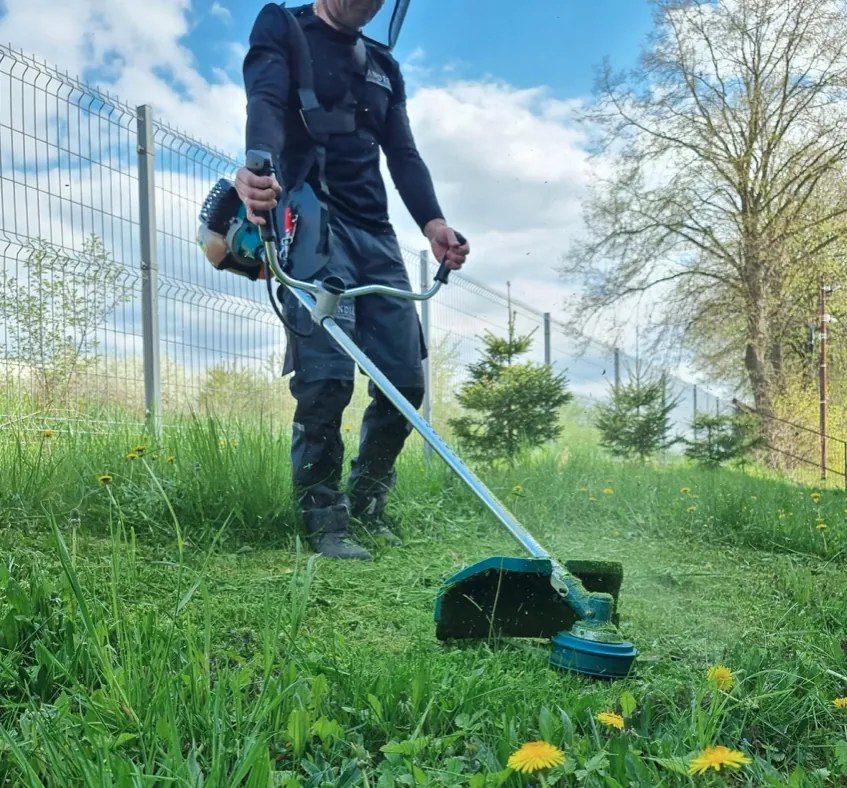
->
[819,282,830,481]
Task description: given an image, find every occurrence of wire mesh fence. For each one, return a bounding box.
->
[1,47,143,428]
[1,42,727,449]
[733,399,847,489]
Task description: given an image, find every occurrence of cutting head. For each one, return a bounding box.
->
[434,556,637,678]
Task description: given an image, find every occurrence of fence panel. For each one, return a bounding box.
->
[1,48,144,429]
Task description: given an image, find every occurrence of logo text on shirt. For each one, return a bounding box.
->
[366,70,392,92]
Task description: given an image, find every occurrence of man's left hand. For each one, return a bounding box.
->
[425,220,470,271]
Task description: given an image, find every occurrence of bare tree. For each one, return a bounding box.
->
[0,235,130,408]
[561,0,847,419]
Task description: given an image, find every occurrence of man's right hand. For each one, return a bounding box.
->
[234,166,282,226]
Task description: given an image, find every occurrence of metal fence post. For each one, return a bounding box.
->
[692,384,698,440]
[420,249,432,462]
[137,104,161,439]
[543,312,551,365]
[614,347,620,390]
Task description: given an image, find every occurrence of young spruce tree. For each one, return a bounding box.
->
[594,361,678,462]
[681,411,765,469]
[448,295,572,463]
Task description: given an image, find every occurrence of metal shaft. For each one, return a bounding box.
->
[286,284,552,561]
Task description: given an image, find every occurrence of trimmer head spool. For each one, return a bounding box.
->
[549,626,638,679]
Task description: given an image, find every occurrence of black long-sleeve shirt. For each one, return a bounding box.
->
[242,2,444,235]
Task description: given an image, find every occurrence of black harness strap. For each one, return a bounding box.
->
[283,4,368,197]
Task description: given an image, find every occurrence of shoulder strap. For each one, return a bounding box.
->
[283,7,363,142]
[283,8,320,121]
[279,4,370,197]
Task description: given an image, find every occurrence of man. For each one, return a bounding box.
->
[235,0,470,560]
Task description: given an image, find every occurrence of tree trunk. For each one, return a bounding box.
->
[742,247,781,452]
[744,340,773,418]
[770,342,785,392]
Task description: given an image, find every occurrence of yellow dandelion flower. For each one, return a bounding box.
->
[602,487,614,495]
[707,664,735,691]
[816,522,827,530]
[687,506,697,513]
[512,484,524,495]
[126,452,139,460]
[811,492,822,501]
[833,697,847,710]
[688,745,751,775]
[166,455,175,464]
[680,486,690,494]
[40,429,55,438]
[97,474,112,484]
[506,741,565,774]
[133,445,146,453]
[595,712,625,730]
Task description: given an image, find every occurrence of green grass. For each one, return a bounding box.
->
[1,410,847,786]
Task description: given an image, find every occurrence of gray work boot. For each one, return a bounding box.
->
[302,504,373,560]
[350,495,403,547]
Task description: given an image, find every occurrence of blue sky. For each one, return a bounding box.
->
[184,0,655,104]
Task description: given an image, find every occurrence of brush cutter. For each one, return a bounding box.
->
[197,150,638,679]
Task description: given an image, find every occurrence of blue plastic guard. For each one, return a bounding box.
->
[434,556,567,640]
[433,556,623,641]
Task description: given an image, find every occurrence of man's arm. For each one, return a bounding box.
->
[382,71,469,269]
[383,97,444,234]
[237,2,289,224]
[243,2,291,161]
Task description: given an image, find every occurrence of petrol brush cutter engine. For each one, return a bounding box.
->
[196,149,639,679]
[197,178,267,281]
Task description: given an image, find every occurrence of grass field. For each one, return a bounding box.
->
[1,407,847,786]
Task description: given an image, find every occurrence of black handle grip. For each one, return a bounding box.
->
[434,231,467,285]
[245,149,277,242]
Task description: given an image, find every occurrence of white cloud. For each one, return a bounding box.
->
[224,41,248,74]
[209,2,231,22]
[385,79,594,331]
[0,0,246,154]
[1,0,594,320]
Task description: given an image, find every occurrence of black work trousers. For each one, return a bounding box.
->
[281,213,426,512]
